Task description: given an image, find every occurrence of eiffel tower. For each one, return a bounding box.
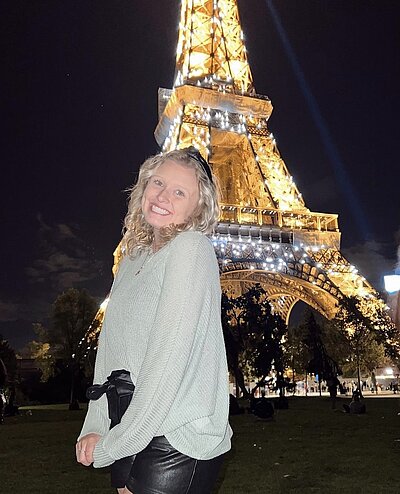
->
[153,0,381,324]
[84,0,385,350]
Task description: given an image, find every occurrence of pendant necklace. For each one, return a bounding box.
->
[134,248,155,276]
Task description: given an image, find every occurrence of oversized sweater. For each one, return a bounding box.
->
[78,230,232,468]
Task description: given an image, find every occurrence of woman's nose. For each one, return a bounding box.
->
[157,188,170,203]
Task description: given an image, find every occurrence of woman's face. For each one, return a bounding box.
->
[141,159,200,238]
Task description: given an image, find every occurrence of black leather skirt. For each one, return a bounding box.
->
[125,435,224,494]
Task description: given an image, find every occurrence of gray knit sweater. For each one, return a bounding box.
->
[78,231,232,468]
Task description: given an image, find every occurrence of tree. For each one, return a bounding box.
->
[300,310,341,394]
[334,295,398,396]
[43,288,98,409]
[25,331,53,382]
[319,318,351,373]
[0,337,17,420]
[286,324,309,390]
[221,285,289,398]
[0,358,6,388]
[221,292,249,398]
[0,336,17,385]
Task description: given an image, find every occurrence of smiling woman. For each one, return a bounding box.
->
[76,147,232,494]
[122,147,220,254]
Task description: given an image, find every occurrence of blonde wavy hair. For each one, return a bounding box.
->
[121,148,220,256]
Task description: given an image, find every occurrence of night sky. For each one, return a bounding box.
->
[3,0,400,350]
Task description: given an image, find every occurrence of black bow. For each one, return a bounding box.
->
[86,369,135,428]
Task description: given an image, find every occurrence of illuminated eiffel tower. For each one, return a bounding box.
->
[153,0,381,323]
[84,0,385,350]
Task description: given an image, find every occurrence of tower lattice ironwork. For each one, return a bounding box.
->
[154,0,382,322]
[84,0,389,351]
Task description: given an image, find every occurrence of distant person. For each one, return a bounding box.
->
[326,375,340,409]
[371,371,377,394]
[76,148,232,493]
[343,391,366,414]
[253,391,274,420]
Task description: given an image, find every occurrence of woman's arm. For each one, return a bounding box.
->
[77,329,111,442]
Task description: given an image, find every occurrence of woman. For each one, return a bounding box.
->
[76,147,232,493]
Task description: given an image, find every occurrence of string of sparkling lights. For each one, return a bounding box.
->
[175,0,254,94]
[160,95,306,213]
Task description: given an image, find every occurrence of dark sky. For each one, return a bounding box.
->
[3,0,400,350]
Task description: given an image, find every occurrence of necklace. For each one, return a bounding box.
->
[134,249,155,276]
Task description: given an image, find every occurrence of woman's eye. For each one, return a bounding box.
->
[153,179,163,186]
[175,189,185,197]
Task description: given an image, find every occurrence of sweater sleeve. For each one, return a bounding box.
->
[77,327,111,440]
[78,256,134,441]
[93,232,219,467]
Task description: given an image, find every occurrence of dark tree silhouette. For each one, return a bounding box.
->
[0,358,6,423]
[0,358,6,388]
[286,324,309,391]
[221,285,288,398]
[300,310,341,395]
[44,288,98,409]
[334,295,399,396]
[0,336,17,384]
[221,292,249,398]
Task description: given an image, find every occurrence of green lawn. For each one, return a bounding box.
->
[1,397,399,493]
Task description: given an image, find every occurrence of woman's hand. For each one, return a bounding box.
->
[76,433,102,466]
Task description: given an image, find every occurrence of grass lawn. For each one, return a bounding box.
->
[1,396,399,493]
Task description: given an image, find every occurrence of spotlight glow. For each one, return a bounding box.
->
[384,275,400,294]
